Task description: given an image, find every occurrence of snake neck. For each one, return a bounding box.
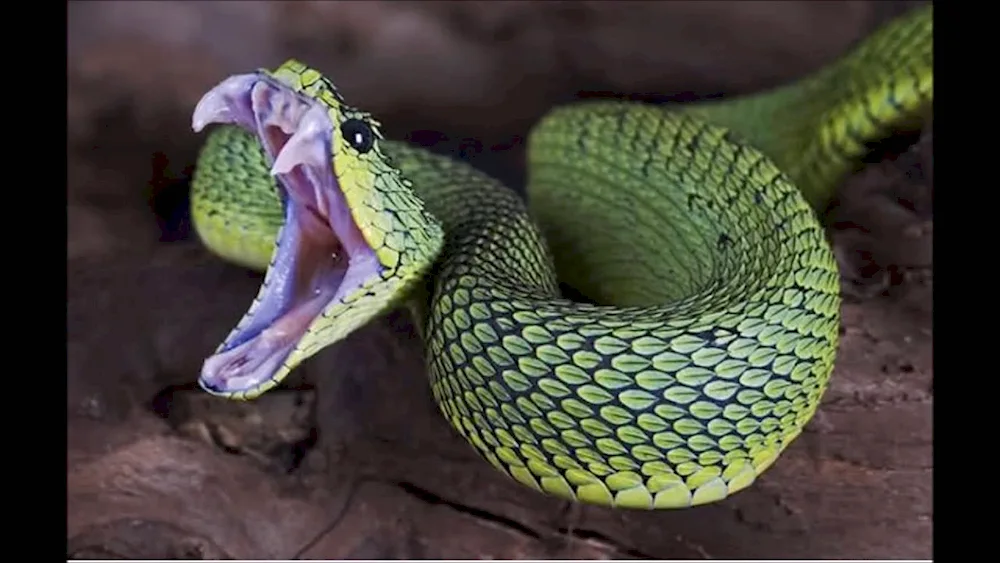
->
[681,4,932,211]
[384,140,561,335]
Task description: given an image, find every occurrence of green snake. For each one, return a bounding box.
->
[189,6,932,510]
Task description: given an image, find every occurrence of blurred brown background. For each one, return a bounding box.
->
[67,1,932,559]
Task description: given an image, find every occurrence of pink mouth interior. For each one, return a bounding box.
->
[194,74,382,394]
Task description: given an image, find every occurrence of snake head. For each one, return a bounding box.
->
[191,59,443,400]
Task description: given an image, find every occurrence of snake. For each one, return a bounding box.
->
[188,5,932,510]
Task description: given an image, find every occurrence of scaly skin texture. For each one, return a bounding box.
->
[681,5,933,210]
[192,126,284,272]
[190,6,932,509]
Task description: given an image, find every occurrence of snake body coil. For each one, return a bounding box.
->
[189,7,932,509]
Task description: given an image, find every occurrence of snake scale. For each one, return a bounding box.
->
[189,6,932,509]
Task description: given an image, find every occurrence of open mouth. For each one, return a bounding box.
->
[192,73,381,395]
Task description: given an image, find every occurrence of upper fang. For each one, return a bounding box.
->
[270,106,333,176]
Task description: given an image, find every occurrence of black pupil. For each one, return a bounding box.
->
[341,119,374,153]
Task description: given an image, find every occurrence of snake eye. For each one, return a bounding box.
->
[341,118,375,154]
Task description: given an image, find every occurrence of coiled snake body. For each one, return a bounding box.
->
[190,7,932,509]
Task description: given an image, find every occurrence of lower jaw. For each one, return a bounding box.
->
[200,273,341,393]
[198,198,352,393]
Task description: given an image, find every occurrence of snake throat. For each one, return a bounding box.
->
[193,73,382,394]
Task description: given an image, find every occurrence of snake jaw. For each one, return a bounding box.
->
[193,72,383,397]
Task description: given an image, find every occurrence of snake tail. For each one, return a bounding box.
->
[682,4,932,209]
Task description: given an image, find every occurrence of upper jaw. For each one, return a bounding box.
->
[192,72,381,397]
[193,73,342,246]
